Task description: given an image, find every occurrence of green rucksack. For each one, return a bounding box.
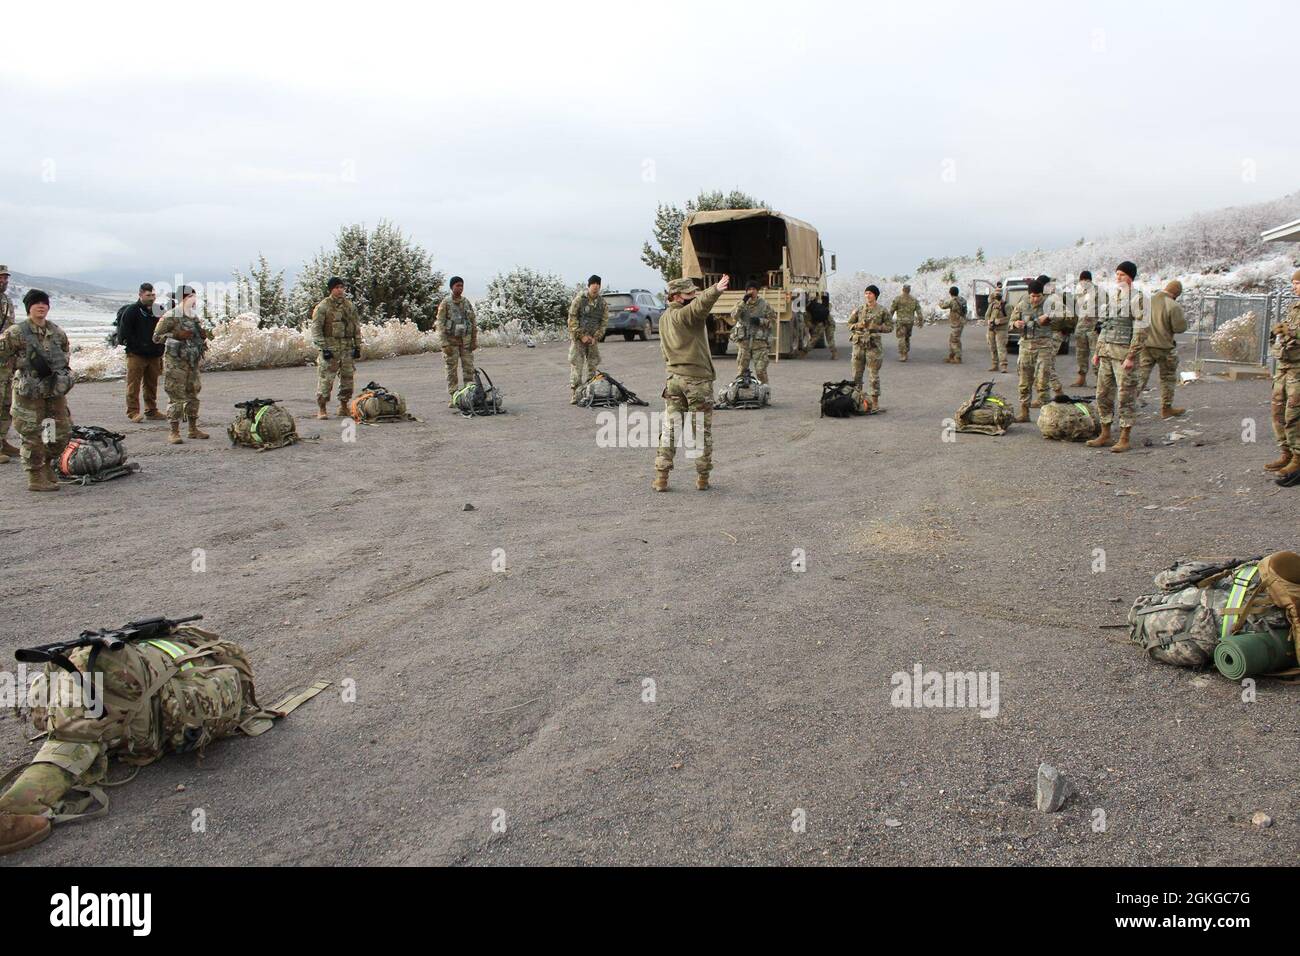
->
[228,398,299,450]
[955,382,1013,436]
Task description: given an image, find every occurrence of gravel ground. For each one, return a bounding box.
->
[1,322,1296,866]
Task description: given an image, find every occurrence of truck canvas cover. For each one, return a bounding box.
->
[681,209,821,282]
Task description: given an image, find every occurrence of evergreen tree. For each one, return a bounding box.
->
[641,189,768,282]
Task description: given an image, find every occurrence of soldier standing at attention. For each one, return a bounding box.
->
[1266,270,1300,486]
[567,275,608,404]
[730,280,775,383]
[938,286,968,363]
[985,291,1009,373]
[437,277,477,396]
[848,285,893,411]
[1086,261,1144,453]
[311,277,361,419]
[1071,270,1107,386]
[653,274,729,493]
[153,285,213,445]
[889,284,923,362]
[0,265,17,463]
[1009,279,1054,421]
[1134,280,1188,420]
[0,290,74,491]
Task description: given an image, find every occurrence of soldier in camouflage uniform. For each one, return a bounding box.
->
[436,276,477,396]
[653,274,729,492]
[889,284,924,362]
[567,275,608,403]
[985,291,1009,373]
[0,290,74,492]
[310,277,361,419]
[1086,261,1144,453]
[937,286,968,363]
[0,266,17,463]
[730,280,774,383]
[1135,280,1188,420]
[848,285,893,410]
[1266,269,1300,485]
[803,293,837,360]
[1037,276,1069,402]
[1071,270,1107,386]
[153,286,214,444]
[1009,279,1055,422]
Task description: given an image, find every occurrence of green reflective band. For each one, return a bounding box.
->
[1074,403,1090,416]
[987,397,1005,407]
[1221,565,1260,639]
[145,639,194,671]
[250,405,272,445]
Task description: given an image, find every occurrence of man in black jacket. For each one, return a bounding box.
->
[119,282,165,421]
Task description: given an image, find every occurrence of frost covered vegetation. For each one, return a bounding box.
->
[830,191,1300,319]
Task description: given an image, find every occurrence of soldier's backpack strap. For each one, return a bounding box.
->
[239,681,331,737]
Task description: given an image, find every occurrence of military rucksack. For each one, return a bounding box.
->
[350,381,414,423]
[820,380,872,418]
[0,617,327,825]
[955,381,1013,436]
[717,369,771,410]
[576,371,648,408]
[228,398,299,450]
[450,368,505,417]
[55,426,139,484]
[1037,395,1101,441]
[1127,557,1293,669]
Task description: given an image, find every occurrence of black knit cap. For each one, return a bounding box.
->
[587,275,601,286]
[1079,270,1092,281]
[327,276,345,290]
[1028,279,1045,295]
[865,285,880,297]
[450,276,464,287]
[22,289,50,313]
[1117,261,1137,280]
[949,286,959,296]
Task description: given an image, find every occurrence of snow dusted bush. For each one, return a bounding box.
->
[476,267,572,332]
[291,221,445,330]
[1211,312,1261,363]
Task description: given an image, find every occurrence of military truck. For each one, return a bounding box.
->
[679,209,833,358]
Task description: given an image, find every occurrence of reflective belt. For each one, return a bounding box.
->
[1221,565,1260,639]
[1073,403,1091,416]
[250,405,272,445]
[145,638,195,671]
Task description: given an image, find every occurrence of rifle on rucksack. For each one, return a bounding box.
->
[16,614,204,677]
[234,398,279,411]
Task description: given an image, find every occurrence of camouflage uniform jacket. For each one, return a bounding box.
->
[1100,287,1145,358]
[937,295,968,328]
[889,293,923,324]
[0,319,73,398]
[0,293,14,370]
[1074,281,1108,333]
[1009,299,1054,343]
[1272,300,1300,370]
[567,293,609,341]
[848,303,892,348]
[153,308,212,366]
[986,300,1009,327]
[437,295,477,345]
[729,297,774,346]
[311,296,361,351]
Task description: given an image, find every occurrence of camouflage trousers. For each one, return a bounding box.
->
[655,374,713,475]
[0,367,12,440]
[948,324,963,360]
[316,350,356,403]
[1136,347,1179,408]
[443,343,476,395]
[1271,366,1300,454]
[987,327,1008,369]
[1095,349,1140,428]
[736,342,771,384]
[1075,330,1099,377]
[895,321,914,358]
[569,339,601,390]
[163,359,202,422]
[11,392,71,474]
[1017,341,1059,405]
[852,343,884,399]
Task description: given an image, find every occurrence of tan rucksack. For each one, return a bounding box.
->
[350,381,414,423]
[955,382,1013,436]
[1037,396,1101,441]
[228,398,299,450]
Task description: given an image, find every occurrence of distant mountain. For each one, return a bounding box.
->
[8,272,120,296]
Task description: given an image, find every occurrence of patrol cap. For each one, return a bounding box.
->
[0,265,10,276]
[327,276,345,290]
[666,277,698,296]
[1292,269,1300,282]
[22,289,49,312]
[902,284,911,292]
[178,285,197,298]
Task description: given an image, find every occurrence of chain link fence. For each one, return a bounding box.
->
[1189,291,1295,370]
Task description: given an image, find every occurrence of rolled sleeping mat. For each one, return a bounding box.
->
[1213,630,1298,681]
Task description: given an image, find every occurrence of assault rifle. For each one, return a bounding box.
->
[234,398,279,411]
[16,614,204,676]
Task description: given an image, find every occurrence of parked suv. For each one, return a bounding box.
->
[600,289,662,341]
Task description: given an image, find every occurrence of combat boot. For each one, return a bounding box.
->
[1275,455,1300,480]
[1086,424,1112,448]
[899,355,907,363]
[336,401,348,418]
[0,440,18,456]
[128,412,145,423]
[145,409,167,421]
[1265,449,1294,472]
[987,363,997,371]
[1014,402,1029,423]
[0,453,8,465]
[316,397,329,420]
[169,421,183,445]
[954,356,962,364]
[1071,374,1086,387]
[569,389,579,406]
[1030,398,1042,409]
[999,364,1008,373]
[1110,426,1132,453]
[830,348,839,360]
[0,814,51,856]
[695,474,710,491]
[1160,404,1186,419]
[187,419,210,440]
[28,467,58,492]
[43,460,60,486]
[652,470,670,492]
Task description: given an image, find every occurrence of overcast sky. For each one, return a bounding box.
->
[2,0,1297,295]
